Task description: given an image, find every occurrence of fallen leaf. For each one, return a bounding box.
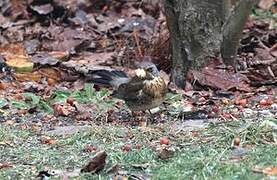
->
[191,68,251,92]
[30,52,59,66]
[0,163,13,169]
[81,150,107,173]
[253,167,277,176]
[38,67,61,81]
[0,82,11,90]
[0,43,33,72]
[5,56,33,73]
[40,136,56,145]
[269,43,277,57]
[62,52,116,74]
[24,39,40,55]
[41,26,92,52]
[14,72,42,82]
[258,0,275,10]
[157,146,175,160]
[53,104,75,117]
[3,120,15,125]
[48,51,69,61]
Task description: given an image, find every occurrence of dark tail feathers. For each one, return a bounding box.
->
[88,70,128,87]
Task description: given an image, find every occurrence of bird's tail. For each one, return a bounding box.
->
[87,70,129,88]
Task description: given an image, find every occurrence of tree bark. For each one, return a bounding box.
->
[221,0,259,67]
[165,0,258,88]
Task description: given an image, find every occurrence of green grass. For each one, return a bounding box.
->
[0,83,116,115]
[0,118,276,179]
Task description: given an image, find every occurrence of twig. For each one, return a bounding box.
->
[133,29,143,58]
[267,66,275,78]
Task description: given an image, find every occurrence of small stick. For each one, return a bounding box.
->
[133,29,143,58]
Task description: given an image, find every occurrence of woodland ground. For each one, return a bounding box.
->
[0,0,276,179]
[0,88,276,179]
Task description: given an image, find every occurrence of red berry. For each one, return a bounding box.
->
[160,137,169,145]
[235,98,247,107]
[233,137,240,146]
[122,144,132,152]
[84,145,97,152]
[135,144,142,149]
[239,99,247,107]
[198,97,206,102]
[66,97,75,106]
[259,98,272,106]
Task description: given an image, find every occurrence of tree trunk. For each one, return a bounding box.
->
[165,0,258,88]
[221,0,258,67]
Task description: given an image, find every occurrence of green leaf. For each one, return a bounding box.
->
[11,101,29,109]
[39,101,53,114]
[23,93,40,105]
[84,83,95,100]
[52,90,71,103]
[97,89,110,99]
[0,99,8,108]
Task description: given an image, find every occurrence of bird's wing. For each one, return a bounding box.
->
[115,76,143,99]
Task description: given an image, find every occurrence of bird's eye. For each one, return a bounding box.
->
[145,67,153,72]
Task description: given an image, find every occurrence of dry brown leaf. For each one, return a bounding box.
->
[53,104,73,117]
[0,43,25,55]
[14,72,42,82]
[262,167,277,176]
[269,43,277,57]
[0,43,33,72]
[5,56,33,73]
[253,167,277,176]
[0,162,13,170]
[10,0,28,20]
[157,146,175,159]
[3,120,15,125]
[38,68,61,81]
[0,82,12,90]
[191,68,251,92]
[81,151,107,173]
[40,136,57,145]
[258,0,275,10]
[48,51,69,61]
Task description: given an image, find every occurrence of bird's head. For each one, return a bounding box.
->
[135,62,159,79]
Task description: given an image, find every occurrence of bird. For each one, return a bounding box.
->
[88,62,167,112]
